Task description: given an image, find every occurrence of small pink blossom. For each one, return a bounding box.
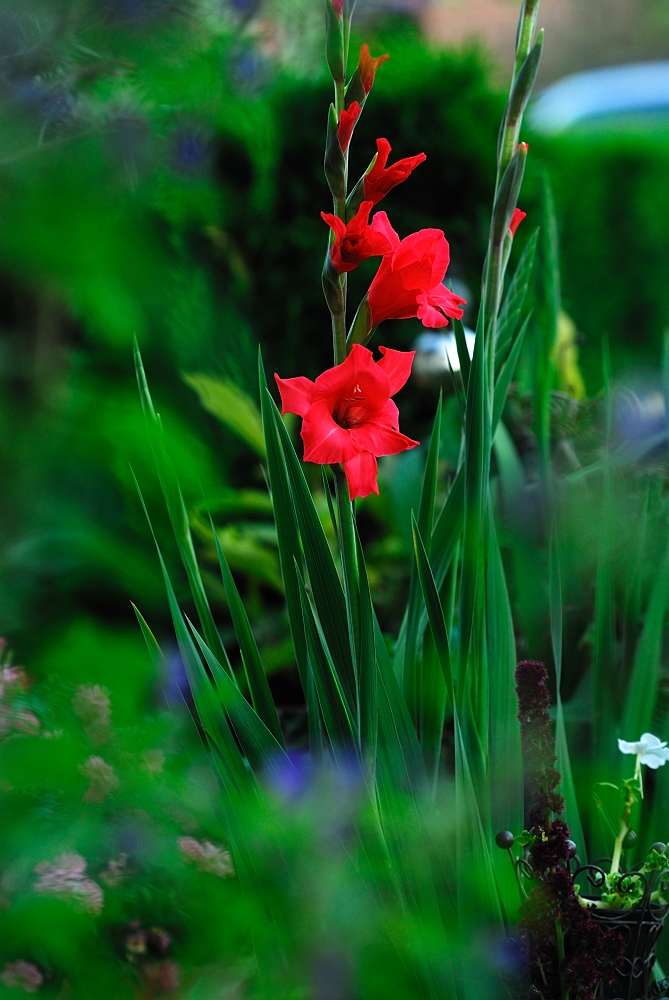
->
[177,837,234,878]
[33,853,104,915]
[0,961,43,993]
[79,755,119,803]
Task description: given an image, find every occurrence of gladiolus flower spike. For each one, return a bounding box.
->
[367,214,466,329]
[321,201,395,273]
[275,345,419,500]
[363,139,426,208]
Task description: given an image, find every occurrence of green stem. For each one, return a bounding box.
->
[334,465,360,678]
[515,0,540,72]
[332,292,347,365]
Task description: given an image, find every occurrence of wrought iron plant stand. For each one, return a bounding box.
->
[570,859,668,1000]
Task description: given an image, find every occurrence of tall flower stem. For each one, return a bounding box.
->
[334,466,360,660]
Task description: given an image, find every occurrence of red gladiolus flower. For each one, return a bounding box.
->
[358,44,389,94]
[367,215,466,329]
[275,344,419,500]
[320,200,394,273]
[331,0,343,16]
[509,208,526,236]
[337,101,361,153]
[364,138,426,207]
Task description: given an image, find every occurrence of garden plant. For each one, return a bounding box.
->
[4,1,669,999]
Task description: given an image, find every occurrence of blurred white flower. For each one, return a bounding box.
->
[79,755,119,803]
[0,960,43,993]
[33,852,104,914]
[618,733,669,769]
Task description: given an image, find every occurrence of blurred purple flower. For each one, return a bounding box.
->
[10,79,73,123]
[162,646,190,705]
[266,750,312,799]
[173,130,209,173]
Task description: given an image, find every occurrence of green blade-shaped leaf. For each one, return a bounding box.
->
[260,356,307,677]
[134,340,232,676]
[375,612,428,797]
[496,227,538,369]
[430,465,465,589]
[452,317,471,394]
[132,470,247,788]
[622,535,669,741]
[210,516,283,745]
[189,619,292,776]
[412,514,455,711]
[492,311,531,433]
[550,526,587,859]
[459,310,490,688]
[486,509,522,839]
[295,564,357,751]
[356,532,378,765]
[184,372,265,457]
[454,711,504,929]
[402,395,443,713]
[267,390,356,708]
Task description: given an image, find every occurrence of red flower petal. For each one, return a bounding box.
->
[343,451,379,499]
[509,207,526,236]
[369,211,400,251]
[363,138,426,207]
[394,229,450,290]
[368,257,421,326]
[415,285,466,329]
[349,418,419,457]
[377,346,415,395]
[322,201,395,273]
[312,343,390,412]
[337,102,361,153]
[320,212,346,242]
[358,44,389,95]
[274,374,315,416]
[301,399,360,464]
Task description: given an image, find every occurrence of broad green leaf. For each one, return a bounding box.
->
[184,371,265,457]
[210,516,284,745]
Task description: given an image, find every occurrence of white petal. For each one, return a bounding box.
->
[640,733,667,750]
[618,739,642,754]
[640,752,668,769]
